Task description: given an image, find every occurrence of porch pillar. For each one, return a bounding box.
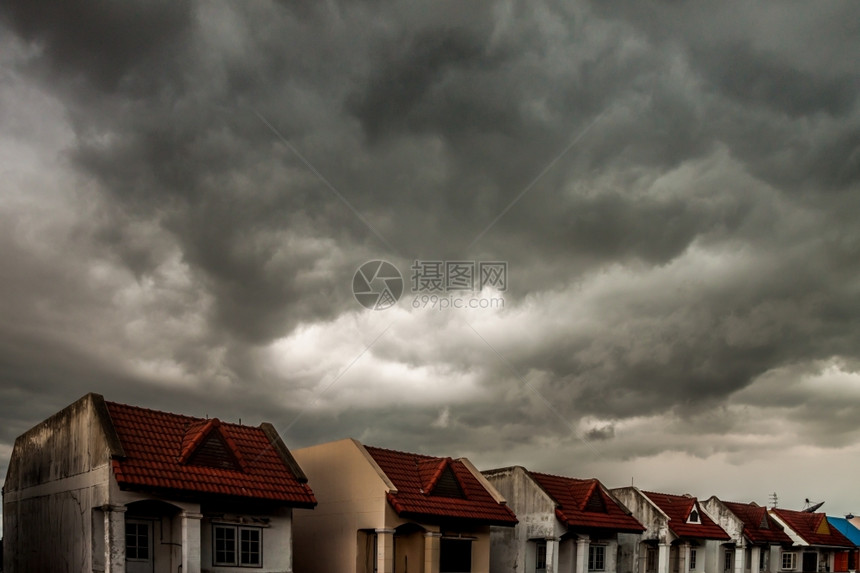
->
[181,511,203,573]
[735,545,745,573]
[658,543,671,573]
[546,537,560,573]
[680,543,691,573]
[751,546,762,573]
[104,504,127,573]
[424,532,442,573]
[376,528,396,573]
[576,536,591,573]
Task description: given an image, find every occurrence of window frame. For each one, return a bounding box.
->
[536,539,547,571]
[725,550,735,572]
[212,524,263,568]
[782,552,797,571]
[125,519,153,563]
[646,547,658,573]
[589,544,606,572]
[690,548,697,571]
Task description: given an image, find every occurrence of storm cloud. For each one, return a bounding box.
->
[2,0,860,520]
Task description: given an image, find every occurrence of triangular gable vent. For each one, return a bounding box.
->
[180,419,245,471]
[760,512,770,529]
[583,483,608,513]
[816,517,831,535]
[687,503,701,524]
[430,464,466,499]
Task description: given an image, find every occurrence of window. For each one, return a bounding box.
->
[690,549,697,570]
[536,540,547,571]
[647,547,658,573]
[782,552,797,570]
[725,550,735,571]
[126,520,150,561]
[760,549,767,571]
[689,509,701,523]
[213,524,262,567]
[589,545,606,571]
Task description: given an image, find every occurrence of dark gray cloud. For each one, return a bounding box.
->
[2,0,860,517]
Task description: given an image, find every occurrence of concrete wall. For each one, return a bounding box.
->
[2,394,114,572]
[612,488,674,573]
[483,466,561,573]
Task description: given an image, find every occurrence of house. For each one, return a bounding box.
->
[291,438,518,573]
[482,466,645,573]
[610,488,731,573]
[699,498,793,573]
[825,516,860,571]
[768,509,854,573]
[2,393,316,573]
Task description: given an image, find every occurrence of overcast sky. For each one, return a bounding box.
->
[2,1,860,524]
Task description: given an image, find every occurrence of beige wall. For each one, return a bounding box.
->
[292,439,394,572]
[292,438,499,573]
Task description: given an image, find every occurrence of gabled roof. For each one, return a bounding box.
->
[364,445,518,526]
[827,517,860,547]
[720,501,793,545]
[106,400,316,507]
[771,508,854,548]
[642,491,730,540]
[528,472,645,533]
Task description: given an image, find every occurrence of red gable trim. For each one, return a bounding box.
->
[178,418,247,471]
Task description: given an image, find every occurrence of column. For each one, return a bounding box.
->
[751,547,762,573]
[376,528,396,573]
[425,532,442,573]
[104,504,127,573]
[546,537,560,573]
[658,543,671,573]
[680,543,690,573]
[576,536,591,573]
[735,545,746,573]
[181,511,203,573]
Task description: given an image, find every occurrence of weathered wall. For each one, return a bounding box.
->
[483,466,562,573]
[612,487,674,573]
[3,394,114,572]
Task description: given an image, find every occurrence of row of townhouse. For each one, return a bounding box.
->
[2,394,859,573]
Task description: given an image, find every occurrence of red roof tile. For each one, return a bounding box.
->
[721,501,793,545]
[364,446,518,526]
[642,491,730,540]
[106,401,316,507]
[528,472,645,533]
[771,508,854,548]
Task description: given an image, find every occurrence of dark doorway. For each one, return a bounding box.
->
[440,538,472,573]
[802,553,818,572]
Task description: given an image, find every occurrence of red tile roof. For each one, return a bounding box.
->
[721,501,793,545]
[771,508,854,548]
[106,401,316,507]
[642,491,730,540]
[528,472,645,533]
[364,446,518,526]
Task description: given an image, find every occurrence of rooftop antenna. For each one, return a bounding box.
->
[769,492,779,508]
